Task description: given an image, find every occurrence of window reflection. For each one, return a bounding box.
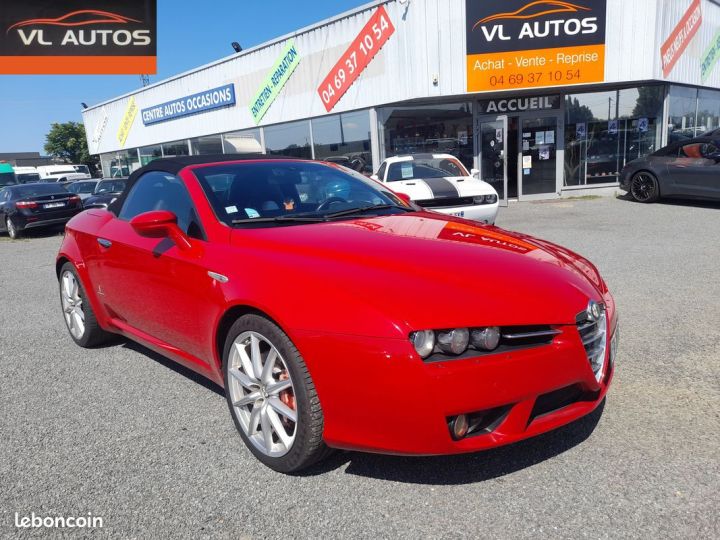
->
[312,111,371,173]
[222,129,262,154]
[378,103,474,170]
[161,140,189,157]
[264,120,312,159]
[190,135,223,155]
[564,86,663,186]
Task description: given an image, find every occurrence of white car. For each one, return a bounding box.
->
[36,165,90,183]
[372,154,499,224]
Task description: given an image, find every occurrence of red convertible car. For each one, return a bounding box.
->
[57,155,617,473]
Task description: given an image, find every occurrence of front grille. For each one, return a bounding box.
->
[415,196,475,208]
[528,384,599,424]
[576,303,608,381]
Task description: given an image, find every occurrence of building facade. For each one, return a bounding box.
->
[83,0,720,203]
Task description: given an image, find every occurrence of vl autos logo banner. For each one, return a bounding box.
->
[466,0,606,92]
[0,0,156,74]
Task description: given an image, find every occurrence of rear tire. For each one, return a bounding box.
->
[223,314,332,473]
[630,172,660,203]
[59,262,111,348]
[6,217,20,239]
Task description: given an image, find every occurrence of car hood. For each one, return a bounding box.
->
[388,176,495,201]
[233,212,606,330]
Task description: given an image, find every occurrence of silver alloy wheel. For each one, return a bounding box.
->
[227,331,297,457]
[60,270,85,340]
[6,218,16,239]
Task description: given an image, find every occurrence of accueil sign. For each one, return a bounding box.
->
[477,95,561,113]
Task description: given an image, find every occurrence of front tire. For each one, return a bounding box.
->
[223,314,331,473]
[59,262,110,347]
[630,172,660,203]
[6,217,20,239]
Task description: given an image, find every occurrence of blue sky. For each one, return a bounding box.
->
[0,0,368,153]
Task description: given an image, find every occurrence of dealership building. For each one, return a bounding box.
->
[83,0,720,203]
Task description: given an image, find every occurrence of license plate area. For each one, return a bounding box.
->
[449,211,465,217]
[44,202,65,209]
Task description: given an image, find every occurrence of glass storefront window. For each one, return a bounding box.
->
[618,86,663,164]
[190,135,223,155]
[668,86,699,142]
[100,150,140,178]
[139,145,162,166]
[162,140,190,157]
[264,120,312,159]
[564,86,663,186]
[312,111,372,173]
[378,103,473,170]
[222,128,262,154]
[697,89,720,133]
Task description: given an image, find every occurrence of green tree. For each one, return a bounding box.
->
[44,121,99,172]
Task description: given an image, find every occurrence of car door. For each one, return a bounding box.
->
[93,171,218,363]
[668,139,720,198]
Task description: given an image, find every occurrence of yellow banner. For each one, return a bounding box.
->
[116,96,138,148]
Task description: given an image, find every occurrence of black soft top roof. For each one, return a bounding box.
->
[128,153,299,179]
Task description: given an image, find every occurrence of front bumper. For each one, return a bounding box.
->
[294,317,615,455]
[432,203,499,224]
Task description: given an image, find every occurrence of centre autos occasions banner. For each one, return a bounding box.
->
[466,0,607,92]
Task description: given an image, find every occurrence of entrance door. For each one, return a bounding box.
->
[477,116,508,205]
[519,116,560,200]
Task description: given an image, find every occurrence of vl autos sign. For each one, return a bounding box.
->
[250,40,300,124]
[0,0,156,74]
[466,0,607,92]
[141,84,236,126]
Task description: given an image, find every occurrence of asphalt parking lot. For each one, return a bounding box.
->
[1,195,718,539]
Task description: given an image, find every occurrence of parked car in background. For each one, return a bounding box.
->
[0,183,82,238]
[0,162,17,187]
[82,178,127,209]
[372,154,499,223]
[13,166,42,184]
[56,155,616,473]
[66,180,100,201]
[36,165,89,183]
[620,136,720,203]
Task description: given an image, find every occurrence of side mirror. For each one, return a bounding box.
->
[470,168,480,177]
[130,210,192,250]
[395,192,412,204]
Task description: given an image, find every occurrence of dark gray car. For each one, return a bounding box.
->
[620,136,720,203]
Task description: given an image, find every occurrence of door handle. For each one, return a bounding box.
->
[97,238,112,248]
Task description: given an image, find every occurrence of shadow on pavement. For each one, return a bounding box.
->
[616,192,720,209]
[301,400,606,484]
[99,336,605,485]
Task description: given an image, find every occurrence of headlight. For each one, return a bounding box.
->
[436,328,470,355]
[484,194,497,204]
[472,195,484,205]
[410,330,435,358]
[471,327,501,351]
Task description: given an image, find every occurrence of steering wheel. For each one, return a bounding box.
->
[316,196,348,211]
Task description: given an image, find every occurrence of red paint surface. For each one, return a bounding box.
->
[58,159,615,454]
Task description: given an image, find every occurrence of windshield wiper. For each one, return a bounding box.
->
[322,204,411,219]
[231,214,327,225]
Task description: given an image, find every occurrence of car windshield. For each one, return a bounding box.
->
[16,173,41,183]
[0,172,16,186]
[386,157,468,182]
[71,182,97,193]
[95,179,127,194]
[73,165,90,174]
[11,184,67,198]
[193,161,411,227]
